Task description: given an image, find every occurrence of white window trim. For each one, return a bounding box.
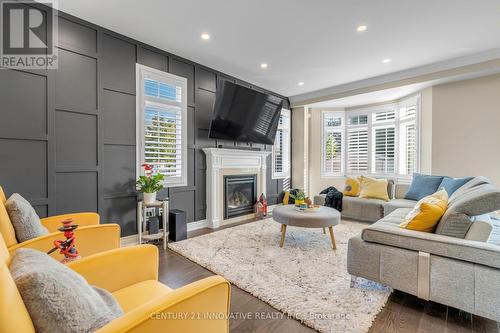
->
[272,109,291,179]
[136,64,188,187]
[320,95,421,180]
[321,110,345,178]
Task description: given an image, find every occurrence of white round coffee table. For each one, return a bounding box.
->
[272,205,341,250]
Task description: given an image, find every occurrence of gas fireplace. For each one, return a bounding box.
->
[224,174,257,219]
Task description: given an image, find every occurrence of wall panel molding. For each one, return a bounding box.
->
[0,7,289,236]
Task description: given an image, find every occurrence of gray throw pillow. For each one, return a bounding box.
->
[10,248,123,333]
[5,193,48,242]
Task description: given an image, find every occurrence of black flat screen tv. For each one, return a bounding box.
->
[208,80,284,145]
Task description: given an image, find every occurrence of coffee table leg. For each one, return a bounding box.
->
[280,225,287,248]
[322,227,326,234]
[328,226,337,250]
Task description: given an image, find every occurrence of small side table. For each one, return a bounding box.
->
[137,199,169,250]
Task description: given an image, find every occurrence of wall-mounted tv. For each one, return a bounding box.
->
[208,80,284,145]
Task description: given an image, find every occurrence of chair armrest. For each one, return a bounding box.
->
[8,224,120,259]
[96,276,231,333]
[41,212,100,232]
[67,245,158,292]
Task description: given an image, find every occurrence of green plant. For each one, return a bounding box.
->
[289,189,305,201]
[136,163,164,193]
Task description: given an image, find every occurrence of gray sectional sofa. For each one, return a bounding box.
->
[313,181,415,222]
[316,176,500,321]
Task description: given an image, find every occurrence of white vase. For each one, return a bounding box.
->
[143,192,157,204]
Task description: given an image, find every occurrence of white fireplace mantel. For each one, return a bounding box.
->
[202,148,271,228]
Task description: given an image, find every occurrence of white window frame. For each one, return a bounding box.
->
[320,95,420,180]
[272,109,291,179]
[136,64,188,187]
[321,110,345,178]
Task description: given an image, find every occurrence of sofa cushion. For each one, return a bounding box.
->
[449,176,491,202]
[383,198,416,216]
[10,248,123,333]
[399,190,448,233]
[343,177,360,197]
[361,209,500,269]
[5,194,48,242]
[342,196,386,222]
[112,280,171,313]
[404,173,444,201]
[439,176,473,196]
[436,183,500,238]
[394,183,410,199]
[359,176,389,201]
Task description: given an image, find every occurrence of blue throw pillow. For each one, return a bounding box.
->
[439,176,473,196]
[404,173,444,201]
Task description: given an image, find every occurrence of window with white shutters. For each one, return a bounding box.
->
[373,126,396,174]
[347,127,369,173]
[322,97,420,178]
[322,111,344,176]
[398,96,419,175]
[137,64,188,187]
[272,109,291,179]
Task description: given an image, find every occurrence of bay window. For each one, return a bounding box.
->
[321,95,420,178]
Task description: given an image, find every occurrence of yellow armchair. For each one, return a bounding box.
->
[0,235,231,333]
[40,212,101,232]
[0,186,120,259]
[68,245,231,333]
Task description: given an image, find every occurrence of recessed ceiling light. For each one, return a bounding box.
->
[382,58,391,63]
[298,82,304,86]
[260,63,268,69]
[201,33,210,40]
[357,25,367,32]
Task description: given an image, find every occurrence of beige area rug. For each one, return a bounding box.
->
[168,219,391,333]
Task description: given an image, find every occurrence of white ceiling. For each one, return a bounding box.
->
[58,0,500,97]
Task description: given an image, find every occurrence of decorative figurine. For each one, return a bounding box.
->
[259,193,268,217]
[47,218,81,263]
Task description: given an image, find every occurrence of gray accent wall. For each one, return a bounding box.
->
[0,8,290,236]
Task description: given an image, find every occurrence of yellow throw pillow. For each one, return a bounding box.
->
[359,176,389,201]
[343,177,360,197]
[399,189,448,233]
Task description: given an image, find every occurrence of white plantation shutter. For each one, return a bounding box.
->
[373,126,395,174]
[273,109,291,179]
[144,104,182,177]
[373,110,396,123]
[324,131,343,175]
[400,122,417,174]
[137,65,188,187]
[398,96,419,175]
[347,127,368,173]
[322,112,344,176]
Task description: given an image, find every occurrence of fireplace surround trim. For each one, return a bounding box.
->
[203,148,271,228]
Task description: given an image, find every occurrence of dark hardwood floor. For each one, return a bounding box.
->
[157,221,499,333]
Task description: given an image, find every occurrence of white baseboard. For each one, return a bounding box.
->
[187,219,208,231]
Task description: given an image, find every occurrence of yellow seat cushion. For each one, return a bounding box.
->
[400,189,448,233]
[343,177,360,197]
[358,176,389,201]
[112,280,172,313]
